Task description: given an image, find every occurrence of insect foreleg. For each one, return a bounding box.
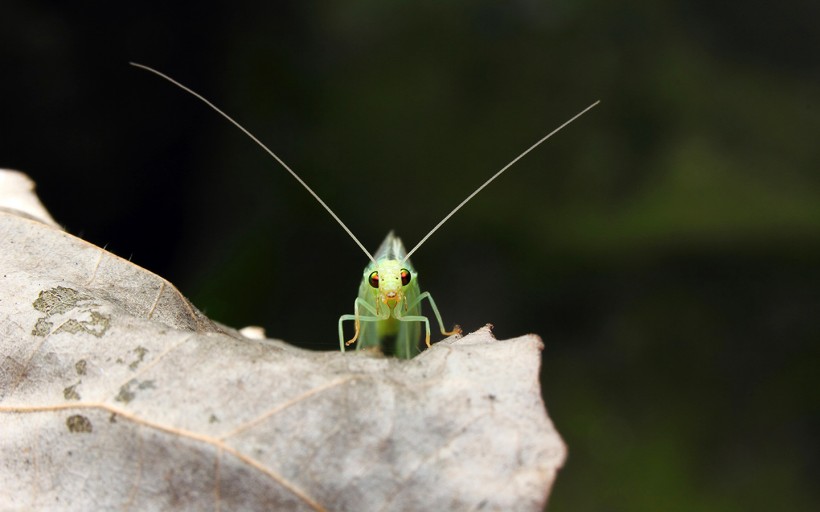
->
[338,297,386,352]
[406,291,462,344]
[393,305,433,349]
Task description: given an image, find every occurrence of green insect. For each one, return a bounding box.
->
[131,63,598,358]
[338,231,459,359]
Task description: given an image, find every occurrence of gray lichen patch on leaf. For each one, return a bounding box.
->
[115,382,136,404]
[31,318,53,337]
[32,286,90,315]
[54,311,110,338]
[128,346,148,370]
[31,287,111,338]
[66,414,93,433]
[63,382,81,400]
[115,379,156,404]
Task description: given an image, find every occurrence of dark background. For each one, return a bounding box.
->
[3,1,818,510]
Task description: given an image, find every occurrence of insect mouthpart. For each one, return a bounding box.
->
[381,289,402,306]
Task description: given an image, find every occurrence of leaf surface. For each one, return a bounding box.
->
[0,169,565,511]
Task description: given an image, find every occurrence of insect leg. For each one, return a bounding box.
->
[338,297,385,352]
[393,305,433,349]
[407,291,462,345]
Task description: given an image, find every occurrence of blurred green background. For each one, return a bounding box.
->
[2,1,818,510]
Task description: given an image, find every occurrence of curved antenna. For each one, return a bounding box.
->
[129,62,376,263]
[403,100,600,263]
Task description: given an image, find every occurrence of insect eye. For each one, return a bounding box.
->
[400,269,411,286]
[368,271,379,288]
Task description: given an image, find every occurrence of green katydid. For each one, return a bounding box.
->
[130,62,599,358]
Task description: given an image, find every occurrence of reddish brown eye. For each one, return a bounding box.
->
[400,269,411,286]
[368,271,379,288]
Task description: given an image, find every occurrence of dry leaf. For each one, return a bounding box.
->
[0,169,565,511]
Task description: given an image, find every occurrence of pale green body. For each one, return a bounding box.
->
[338,232,454,359]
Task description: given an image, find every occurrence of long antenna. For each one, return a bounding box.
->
[403,100,600,262]
[129,62,376,263]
